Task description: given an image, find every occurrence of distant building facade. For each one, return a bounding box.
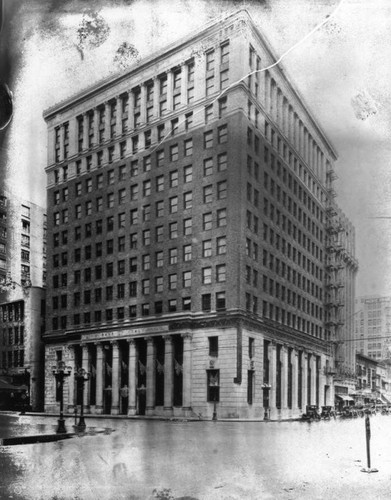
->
[43,10,356,419]
[0,191,46,410]
[354,296,391,361]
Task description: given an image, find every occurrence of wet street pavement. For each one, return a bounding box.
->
[1,413,391,499]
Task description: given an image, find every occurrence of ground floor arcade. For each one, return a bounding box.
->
[44,322,334,420]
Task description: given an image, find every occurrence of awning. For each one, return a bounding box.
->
[335,394,354,402]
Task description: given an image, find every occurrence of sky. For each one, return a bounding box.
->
[0,0,391,297]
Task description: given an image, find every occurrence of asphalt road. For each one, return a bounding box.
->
[1,413,391,499]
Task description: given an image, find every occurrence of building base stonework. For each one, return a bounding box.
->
[44,319,333,421]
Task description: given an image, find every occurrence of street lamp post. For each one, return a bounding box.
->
[74,367,90,431]
[52,361,72,434]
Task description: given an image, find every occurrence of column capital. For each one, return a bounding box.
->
[110,340,119,348]
[181,332,193,340]
[162,334,172,343]
[127,338,136,346]
[144,336,154,344]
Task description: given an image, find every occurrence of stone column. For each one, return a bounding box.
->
[302,351,308,411]
[163,335,173,415]
[182,333,193,413]
[292,350,299,414]
[95,343,104,414]
[111,341,120,415]
[281,345,288,412]
[311,354,317,406]
[127,339,137,415]
[67,345,76,412]
[166,70,173,111]
[81,344,90,410]
[145,337,156,415]
[269,342,277,419]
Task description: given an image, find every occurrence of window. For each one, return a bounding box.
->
[203,212,212,231]
[169,274,177,290]
[170,144,179,162]
[218,125,228,143]
[206,49,215,71]
[96,173,103,189]
[156,226,163,243]
[107,170,114,185]
[249,337,255,358]
[115,213,124,230]
[216,291,226,310]
[185,112,193,130]
[169,222,178,239]
[217,154,227,173]
[206,76,214,96]
[183,218,192,236]
[107,216,114,232]
[142,254,151,270]
[156,200,164,218]
[155,251,163,268]
[209,336,218,357]
[129,305,137,318]
[183,297,191,311]
[75,205,81,219]
[221,41,229,64]
[130,160,138,177]
[142,205,151,222]
[183,271,192,288]
[184,165,192,183]
[169,248,178,265]
[217,208,227,227]
[129,281,137,297]
[202,267,212,284]
[117,260,125,275]
[106,240,114,255]
[105,286,113,301]
[130,209,138,225]
[155,276,163,293]
[216,264,226,282]
[184,139,193,156]
[157,150,164,167]
[205,104,213,123]
[156,175,164,192]
[118,189,126,205]
[204,158,213,176]
[207,370,220,402]
[203,240,212,257]
[203,185,213,203]
[217,181,227,200]
[170,170,178,187]
[220,70,229,90]
[168,299,177,312]
[169,196,178,214]
[183,244,192,262]
[202,293,211,311]
[142,279,150,295]
[107,193,114,209]
[173,94,181,110]
[143,180,151,197]
[183,192,192,210]
[218,97,227,118]
[130,233,138,249]
[155,301,163,314]
[204,131,213,149]
[216,236,226,255]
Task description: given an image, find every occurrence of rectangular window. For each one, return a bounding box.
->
[218,125,228,143]
[184,139,193,156]
[183,271,192,288]
[203,239,212,257]
[203,185,213,203]
[183,244,192,262]
[202,267,212,285]
[216,264,226,282]
[183,192,192,210]
[169,196,178,214]
[217,208,227,227]
[169,170,178,187]
[216,236,226,255]
[204,158,213,176]
[204,131,213,149]
[217,181,227,200]
[218,97,227,118]
[169,274,177,290]
[220,70,229,90]
[205,105,213,123]
[202,293,211,311]
[169,222,178,239]
[207,370,220,402]
[216,291,226,311]
[183,218,192,236]
[203,212,212,231]
[170,144,179,162]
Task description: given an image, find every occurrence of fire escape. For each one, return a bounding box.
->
[324,165,347,379]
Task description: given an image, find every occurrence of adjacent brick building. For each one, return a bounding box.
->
[0,191,46,410]
[43,10,357,419]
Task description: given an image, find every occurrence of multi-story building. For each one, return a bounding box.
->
[0,191,46,410]
[326,204,358,396]
[354,295,391,360]
[43,10,356,419]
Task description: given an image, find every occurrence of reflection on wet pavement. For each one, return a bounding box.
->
[1,414,391,499]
